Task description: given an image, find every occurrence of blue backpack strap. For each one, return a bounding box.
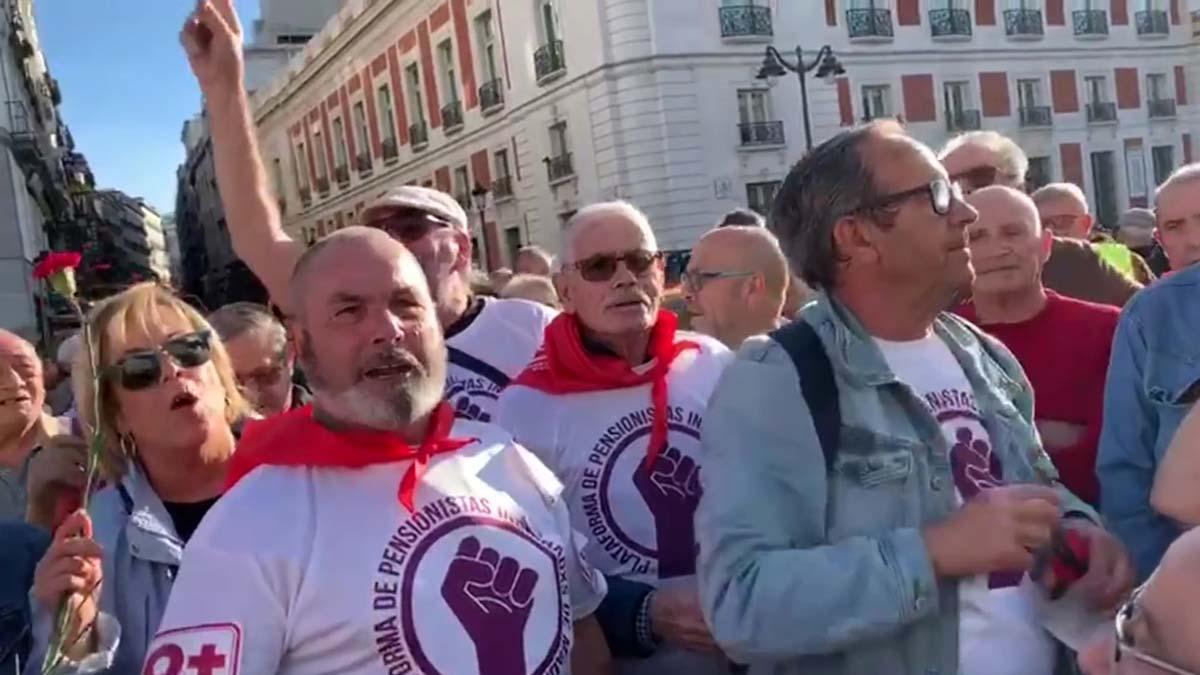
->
[769,319,841,472]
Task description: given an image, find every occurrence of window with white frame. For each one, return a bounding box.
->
[1152,145,1175,185]
[475,11,499,83]
[290,143,307,190]
[406,64,425,125]
[737,89,772,125]
[352,102,370,160]
[453,165,471,204]
[1017,78,1044,108]
[1084,75,1110,104]
[437,40,459,105]
[377,85,398,146]
[495,149,512,180]
[1147,72,1170,101]
[861,85,891,120]
[311,131,328,183]
[943,80,971,116]
[537,0,560,44]
[332,117,348,169]
[549,122,569,159]
[746,181,781,216]
[271,158,285,199]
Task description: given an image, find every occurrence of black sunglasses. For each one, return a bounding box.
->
[949,165,1021,193]
[572,250,662,283]
[856,178,961,217]
[368,210,453,243]
[105,331,213,391]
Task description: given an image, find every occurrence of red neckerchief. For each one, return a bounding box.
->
[512,310,698,470]
[226,402,476,512]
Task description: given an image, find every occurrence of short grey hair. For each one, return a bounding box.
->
[208,302,287,354]
[499,274,560,308]
[939,130,1029,182]
[1031,182,1088,210]
[516,245,554,266]
[560,201,658,267]
[1155,162,1200,208]
[770,123,888,290]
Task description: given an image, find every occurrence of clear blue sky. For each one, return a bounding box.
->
[35,1,261,215]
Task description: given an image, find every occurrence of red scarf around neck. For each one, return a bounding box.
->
[513,310,698,470]
[226,402,477,512]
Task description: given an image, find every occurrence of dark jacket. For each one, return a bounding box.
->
[0,522,49,675]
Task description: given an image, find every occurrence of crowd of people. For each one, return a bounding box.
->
[2,1,1200,674]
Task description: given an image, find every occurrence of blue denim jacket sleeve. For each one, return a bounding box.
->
[1098,311,1179,581]
[695,339,940,663]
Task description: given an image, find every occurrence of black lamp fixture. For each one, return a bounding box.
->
[756,45,846,151]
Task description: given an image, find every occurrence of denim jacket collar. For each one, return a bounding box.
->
[119,462,185,568]
[802,291,1025,415]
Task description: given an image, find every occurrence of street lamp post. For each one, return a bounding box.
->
[756,45,846,152]
[470,183,490,271]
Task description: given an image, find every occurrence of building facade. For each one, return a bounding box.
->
[0,0,82,342]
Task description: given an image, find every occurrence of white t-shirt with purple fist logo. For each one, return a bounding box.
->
[496,333,731,675]
[144,419,605,675]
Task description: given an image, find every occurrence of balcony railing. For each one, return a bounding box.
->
[946,109,982,132]
[1149,98,1178,118]
[846,8,894,39]
[442,100,464,132]
[299,186,312,205]
[718,5,773,38]
[534,40,566,84]
[493,175,514,199]
[930,8,972,37]
[479,78,504,112]
[356,153,372,176]
[315,176,330,195]
[381,137,398,161]
[1004,8,1044,37]
[546,152,574,182]
[334,164,350,187]
[738,121,786,147]
[1018,105,1053,127]
[409,122,429,149]
[1136,9,1169,35]
[1073,9,1108,36]
[1086,101,1117,123]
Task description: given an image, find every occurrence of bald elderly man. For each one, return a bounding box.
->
[146,227,610,675]
[1078,527,1200,674]
[954,186,1122,507]
[685,226,789,348]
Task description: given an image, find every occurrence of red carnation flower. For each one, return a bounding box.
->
[32,251,82,280]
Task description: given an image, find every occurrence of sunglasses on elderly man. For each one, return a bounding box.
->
[367,209,454,243]
[572,250,663,283]
[855,178,962,217]
[950,165,1022,193]
[105,331,213,392]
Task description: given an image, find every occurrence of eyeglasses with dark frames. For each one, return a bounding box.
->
[681,270,754,294]
[853,178,962,218]
[572,250,663,283]
[1113,587,1197,675]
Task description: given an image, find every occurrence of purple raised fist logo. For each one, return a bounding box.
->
[949,426,1003,500]
[442,536,538,675]
[633,445,702,579]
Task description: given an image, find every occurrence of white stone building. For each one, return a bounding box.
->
[250,0,1199,271]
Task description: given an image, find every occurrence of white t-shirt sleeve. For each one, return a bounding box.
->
[145,543,287,675]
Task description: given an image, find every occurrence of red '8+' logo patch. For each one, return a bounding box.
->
[142,623,241,675]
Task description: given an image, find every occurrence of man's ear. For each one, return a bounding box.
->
[1040,227,1054,264]
[453,230,474,272]
[832,214,879,270]
[553,271,575,313]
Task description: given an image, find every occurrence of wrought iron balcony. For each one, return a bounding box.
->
[1136,10,1169,35]
[534,40,566,84]
[738,120,785,147]
[946,109,981,132]
[333,164,349,187]
[355,153,372,176]
[441,100,464,132]
[492,176,514,199]
[315,176,330,195]
[1073,9,1108,36]
[846,8,894,39]
[1018,105,1053,127]
[381,137,399,161]
[929,8,972,37]
[719,5,773,38]
[546,152,574,182]
[1148,98,1177,118]
[1086,101,1117,123]
[479,78,504,112]
[1004,8,1044,37]
[409,122,429,149]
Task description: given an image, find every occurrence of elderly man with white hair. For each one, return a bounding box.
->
[1099,163,1200,583]
[940,131,1141,306]
[184,0,554,425]
[497,201,734,674]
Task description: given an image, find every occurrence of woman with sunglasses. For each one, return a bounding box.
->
[25,283,250,674]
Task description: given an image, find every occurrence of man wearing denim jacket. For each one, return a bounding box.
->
[696,122,1133,675]
[1099,164,1200,582]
